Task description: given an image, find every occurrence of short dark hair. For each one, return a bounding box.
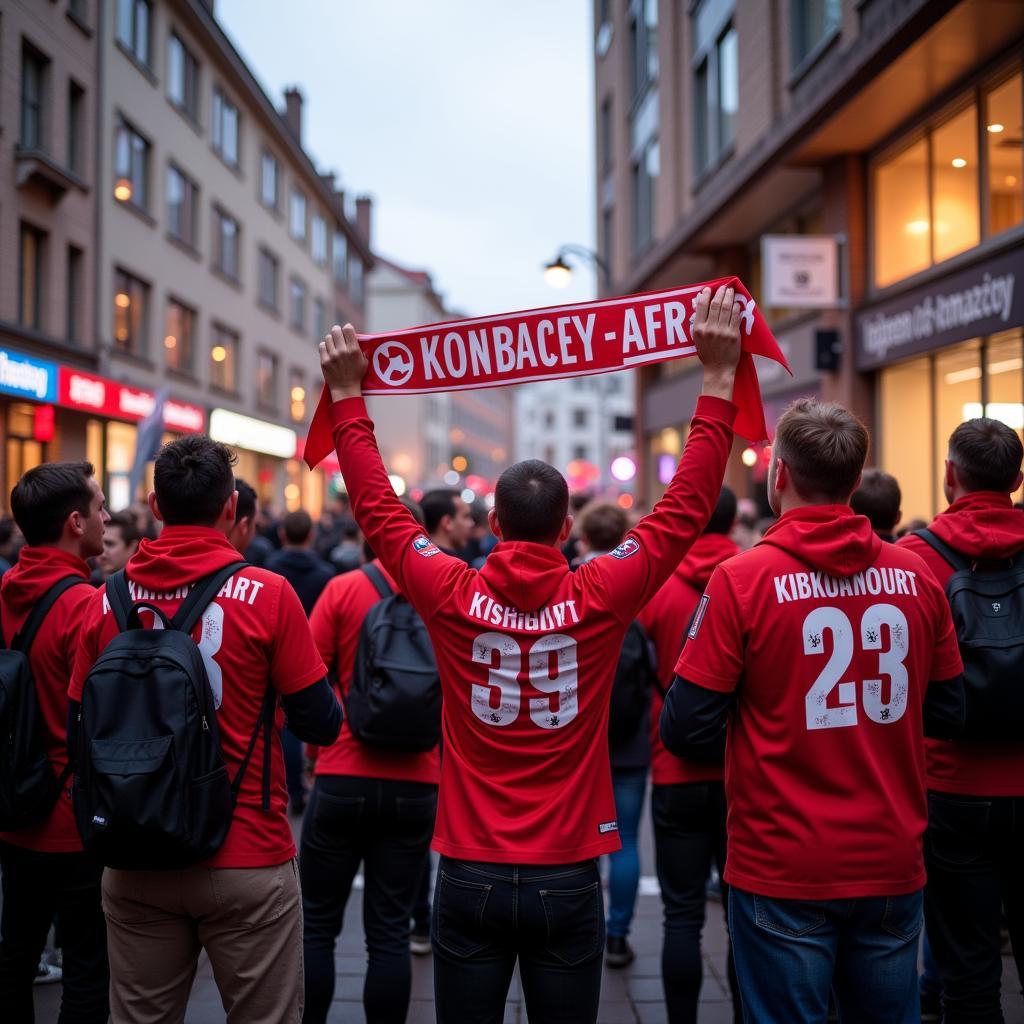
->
[11,461,96,547]
[774,399,869,503]
[494,460,569,544]
[851,469,902,533]
[705,486,737,535]
[420,489,458,536]
[154,436,236,526]
[234,479,257,523]
[579,500,628,552]
[282,509,313,545]
[106,510,141,548]
[949,418,1024,494]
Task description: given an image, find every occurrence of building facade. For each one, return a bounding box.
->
[595,0,1024,521]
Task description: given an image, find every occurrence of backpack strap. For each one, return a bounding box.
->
[361,563,394,601]
[13,577,90,654]
[229,686,275,810]
[914,528,972,573]
[171,561,250,635]
[105,570,133,633]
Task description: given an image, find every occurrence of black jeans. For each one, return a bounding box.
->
[299,775,437,1024]
[432,856,604,1024]
[0,842,109,1024]
[924,791,1024,1023]
[652,782,741,1024]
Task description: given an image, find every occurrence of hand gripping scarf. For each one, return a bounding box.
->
[303,277,791,469]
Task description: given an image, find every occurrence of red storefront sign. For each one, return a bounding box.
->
[57,368,205,433]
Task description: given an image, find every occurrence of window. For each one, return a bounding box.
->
[114,117,150,210]
[213,207,239,279]
[629,0,658,101]
[257,351,278,408]
[314,297,327,340]
[614,414,634,432]
[932,104,980,263]
[986,72,1023,238]
[573,445,589,461]
[349,253,364,305]
[791,0,841,71]
[210,325,238,391]
[66,245,83,343]
[68,81,85,174]
[19,224,45,330]
[116,0,151,67]
[312,214,327,264]
[601,206,614,284]
[332,232,348,284]
[600,97,613,176]
[572,408,589,428]
[290,277,306,331]
[289,369,306,423]
[717,27,738,154]
[164,298,195,374]
[260,150,278,209]
[167,34,199,121]
[20,44,47,151]
[693,1,738,176]
[166,164,198,247]
[212,88,239,167]
[632,138,658,254]
[69,0,89,23]
[290,190,307,241]
[258,248,279,310]
[113,268,149,355]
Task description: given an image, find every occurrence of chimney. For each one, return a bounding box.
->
[355,195,373,245]
[283,87,303,142]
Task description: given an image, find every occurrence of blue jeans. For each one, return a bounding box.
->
[728,887,923,1024]
[606,767,647,938]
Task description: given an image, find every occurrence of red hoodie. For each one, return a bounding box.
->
[639,532,738,786]
[330,394,735,864]
[677,505,962,899]
[69,527,326,868]
[899,492,1024,796]
[0,547,93,853]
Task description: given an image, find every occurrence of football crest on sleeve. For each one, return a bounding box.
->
[688,594,710,639]
[412,534,441,558]
[611,537,640,559]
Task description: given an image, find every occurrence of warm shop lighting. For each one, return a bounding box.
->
[284,483,300,502]
[988,123,1005,133]
[617,494,634,509]
[610,456,637,482]
[1007,176,1019,187]
[904,220,929,235]
[393,452,413,474]
[543,256,572,289]
[991,357,1024,374]
[461,487,475,504]
[452,455,468,472]
[290,385,305,402]
[211,345,227,363]
[742,447,758,468]
[115,292,131,309]
[945,366,982,385]
[164,335,176,349]
[388,474,407,496]
[290,401,305,421]
[951,157,967,168]
[114,178,133,201]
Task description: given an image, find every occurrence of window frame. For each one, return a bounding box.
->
[258,247,280,312]
[260,149,279,210]
[19,223,45,331]
[289,189,307,242]
[116,0,152,69]
[691,0,738,181]
[112,267,150,357]
[167,32,200,123]
[312,213,328,264]
[166,162,198,248]
[211,86,240,168]
[20,43,47,152]
[256,349,279,410]
[114,115,151,213]
[210,323,239,392]
[164,296,196,375]
[289,275,307,332]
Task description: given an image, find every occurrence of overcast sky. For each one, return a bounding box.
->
[217,0,597,320]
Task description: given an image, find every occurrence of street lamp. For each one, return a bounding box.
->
[543,244,611,291]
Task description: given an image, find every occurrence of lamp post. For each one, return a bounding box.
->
[542,244,611,292]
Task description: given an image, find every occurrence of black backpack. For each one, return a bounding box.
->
[346,564,441,752]
[0,577,88,830]
[73,562,274,869]
[608,619,658,748]
[916,528,1024,739]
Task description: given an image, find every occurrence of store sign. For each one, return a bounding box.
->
[57,368,205,433]
[761,235,840,309]
[209,408,297,458]
[0,348,57,402]
[855,247,1024,370]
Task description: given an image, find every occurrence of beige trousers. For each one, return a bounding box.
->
[101,858,302,1024]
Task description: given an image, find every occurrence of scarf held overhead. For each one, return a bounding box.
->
[304,278,790,469]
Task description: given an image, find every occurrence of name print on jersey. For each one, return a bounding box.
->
[467,591,581,632]
[773,566,919,605]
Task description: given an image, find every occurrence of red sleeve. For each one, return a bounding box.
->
[59,584,95,683]
[269,579,328,696]
[330,398,470,621]
[309,577,341,674]
[926,576,964,681]
[579,395,736,621]
[674,565,744,694]
[68,587,106,701]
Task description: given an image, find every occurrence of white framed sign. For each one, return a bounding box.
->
[761,235,842,309]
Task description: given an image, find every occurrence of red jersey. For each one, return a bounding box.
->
[677,506,962,900]
[899,491,1024,797]
[0,547,93,853]
[69,527,326,868]
[639,533,738,786]
[330,394,735,864]
[309,560,440,784]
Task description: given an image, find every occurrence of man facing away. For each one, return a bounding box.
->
[68,436,342,1023]
[264,510,335,616]
[662,398,966,1023]
[899,418,1024,1022]
[317,284,742,1024]
[851,467,902,543]
[0,462,110,1024]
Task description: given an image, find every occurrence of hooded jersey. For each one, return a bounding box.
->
[677,506,962,899]
[330,394,735,864]
[638,532,738,786]
[69,526,326,868]
[899,491,1024,796]
[309,560,440,784]
[0,547,93,852]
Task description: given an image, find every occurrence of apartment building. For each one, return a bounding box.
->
[596,0,1024,520]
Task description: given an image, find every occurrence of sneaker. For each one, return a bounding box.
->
[920,990,942,1023]
[605,935,635,968]
[409,933,431,956]
[33,960,62,985]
